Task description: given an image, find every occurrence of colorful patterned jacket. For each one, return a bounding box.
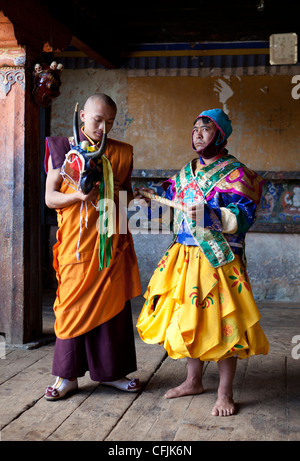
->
[164,154,264,268]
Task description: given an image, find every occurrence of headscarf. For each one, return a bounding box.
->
[192,109,232,161]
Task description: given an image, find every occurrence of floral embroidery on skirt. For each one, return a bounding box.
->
[137,243,269,361]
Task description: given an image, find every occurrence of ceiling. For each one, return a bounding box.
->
[40,0,299,67]
[2,0,299,68]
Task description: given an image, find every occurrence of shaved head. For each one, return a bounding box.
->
[83,93,117,113]
[80,93,117,142]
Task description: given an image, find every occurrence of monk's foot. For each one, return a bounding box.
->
[165,379,204,399]
[211,394,236,416]
[100,377,140,393]
[44,377,78,401]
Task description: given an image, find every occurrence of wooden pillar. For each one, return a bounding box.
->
[0,13,42,344]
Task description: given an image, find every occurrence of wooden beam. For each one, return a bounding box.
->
[0,0,72,53]
[0,12,42,344]
[70,36,117,69]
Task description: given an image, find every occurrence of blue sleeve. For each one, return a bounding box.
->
[203,204,223,231]
[209,193,258,234]
[226,197,257,233]
[164,184,174,201]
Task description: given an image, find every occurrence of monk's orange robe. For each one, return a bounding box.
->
[50,139,141,339]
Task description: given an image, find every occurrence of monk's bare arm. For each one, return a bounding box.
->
[45,157,99,209]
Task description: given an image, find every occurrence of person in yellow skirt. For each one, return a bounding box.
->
[136,109,269,416]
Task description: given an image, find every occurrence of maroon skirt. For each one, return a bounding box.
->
[51,301,137,382]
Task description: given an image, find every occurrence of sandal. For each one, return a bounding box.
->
[44,377,78,401]
[100,377,140,393]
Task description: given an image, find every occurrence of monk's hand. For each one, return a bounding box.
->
[186,203,204,225]
[78,184,99,203]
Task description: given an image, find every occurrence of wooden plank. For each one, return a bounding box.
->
[106,356,194,441]
[221,354,289,441]
[1,374,99,441]
[173,359,249,441]
[0,347,52,385]
[259,306,300,329]
[1,369,98,441]
[1,302,299,441]
[0,345,56,431]
[47,384,140,441]
[174,352,298,441]
[47,340,166,441]
[107,350,299,442]
[1,335,166,441]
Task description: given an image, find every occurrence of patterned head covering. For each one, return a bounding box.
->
[197,109,232,138]
[192,108,232,159]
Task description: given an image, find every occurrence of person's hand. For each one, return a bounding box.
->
[78,183,100,203]
[186,202,204,225]
[133,187,155,206]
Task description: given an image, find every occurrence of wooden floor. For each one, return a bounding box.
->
[1,291,300,442]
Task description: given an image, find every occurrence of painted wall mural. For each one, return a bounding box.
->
[131,175,300,232]
[259,180,300,224]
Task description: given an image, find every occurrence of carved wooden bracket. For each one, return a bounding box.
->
[0,67,25,95]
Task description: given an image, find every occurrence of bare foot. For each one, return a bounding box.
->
[211,394,236,416]
[165,379,204,399]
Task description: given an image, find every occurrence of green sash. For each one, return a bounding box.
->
[172,155,243,268]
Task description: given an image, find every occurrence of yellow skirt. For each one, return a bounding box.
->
[136,243,269,361]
